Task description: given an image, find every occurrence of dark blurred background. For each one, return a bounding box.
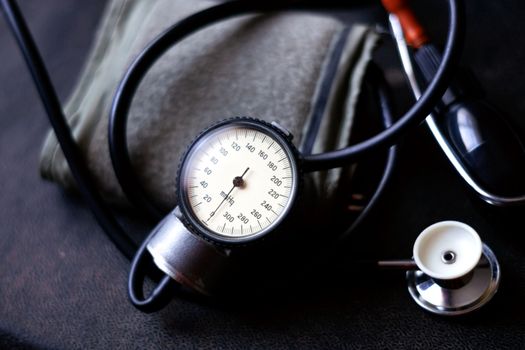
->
[0,0,524,349]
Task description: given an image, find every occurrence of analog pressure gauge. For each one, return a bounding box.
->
[177,118,300,245]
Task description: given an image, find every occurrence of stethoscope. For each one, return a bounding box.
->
[2,0,518,316]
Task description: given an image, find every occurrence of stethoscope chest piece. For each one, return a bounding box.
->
[407,221,500,316]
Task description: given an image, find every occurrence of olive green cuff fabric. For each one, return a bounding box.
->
[40,0,379,210]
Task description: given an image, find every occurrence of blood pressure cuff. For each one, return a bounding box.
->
[39,0,379,210]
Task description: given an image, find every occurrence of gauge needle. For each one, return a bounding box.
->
[206,167,249,222]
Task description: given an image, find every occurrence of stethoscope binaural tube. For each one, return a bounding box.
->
[108,0,465,221]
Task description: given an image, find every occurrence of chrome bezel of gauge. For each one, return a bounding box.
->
[176,117,301,246]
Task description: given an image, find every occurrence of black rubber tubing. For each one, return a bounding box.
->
[0,0,137,259]
[108,0,464,221]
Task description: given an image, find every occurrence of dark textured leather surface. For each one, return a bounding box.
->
[0,0,524,349]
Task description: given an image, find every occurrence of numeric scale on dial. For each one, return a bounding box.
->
[180,123,296,241]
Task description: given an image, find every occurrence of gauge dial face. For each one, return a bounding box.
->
[179,121,298,243]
